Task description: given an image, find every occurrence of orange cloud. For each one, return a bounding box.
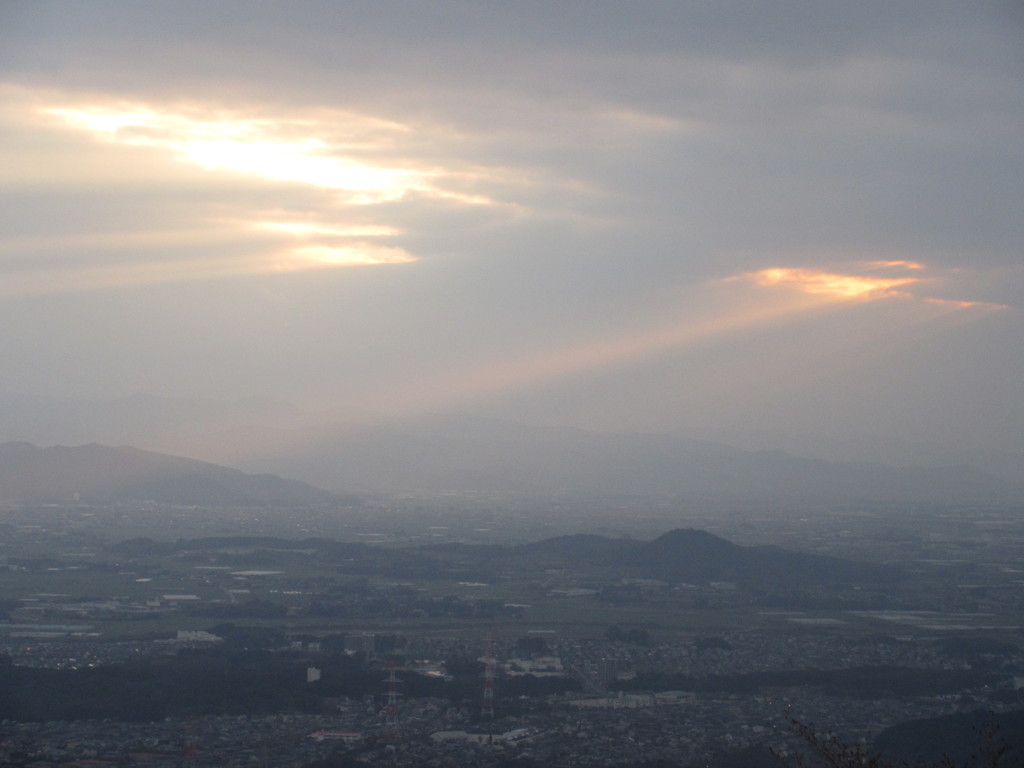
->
[868,260,925,270]
[742,267,918,299]
[924,297,1009,311]
[734,262,1010,314]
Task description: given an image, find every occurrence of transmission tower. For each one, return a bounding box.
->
[382,662,402,740]
[181,717,199,768]
[481,637,496,721]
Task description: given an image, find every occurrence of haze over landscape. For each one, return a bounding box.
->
[2,1,1022,486]
[2,5,1024,767]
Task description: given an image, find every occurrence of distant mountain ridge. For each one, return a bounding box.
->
[244,413,1020,504]
[0,393,1019,504]
[0,442,341,506]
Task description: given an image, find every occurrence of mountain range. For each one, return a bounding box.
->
[244,412,1020,503]
[0,393,1019,504]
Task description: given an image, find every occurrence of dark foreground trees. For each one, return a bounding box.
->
[774,713,1024,768]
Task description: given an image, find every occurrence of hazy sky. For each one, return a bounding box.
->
[1,1,1022,470]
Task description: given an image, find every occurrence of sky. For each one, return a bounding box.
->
[1,1,1022,475]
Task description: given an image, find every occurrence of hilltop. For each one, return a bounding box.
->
[0,442,342,506]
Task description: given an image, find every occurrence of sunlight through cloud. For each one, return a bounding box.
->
[251,222,402,238]
[0,89,516,293]
[743,267,918,299]
[733,262,1009,312]
[284,244,415,268]
[43,103,457,205]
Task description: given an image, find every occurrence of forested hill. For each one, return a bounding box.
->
[0,442,343,506]
[112,528,892,588]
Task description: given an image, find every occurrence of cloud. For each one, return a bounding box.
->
[741,267,918,299]
[923,297,1009,311]
[283,244,415,268]
[0,243,416,300]
[732,262,1011,310]
[868,260,924,270]
[0,3,1020,474]
[0,86,543,294]
[40,97,501,206]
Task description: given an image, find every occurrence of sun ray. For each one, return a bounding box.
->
[333,261,1011,421]
[340,286,832,419]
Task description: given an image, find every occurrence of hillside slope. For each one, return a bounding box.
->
[0,442,341,506]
